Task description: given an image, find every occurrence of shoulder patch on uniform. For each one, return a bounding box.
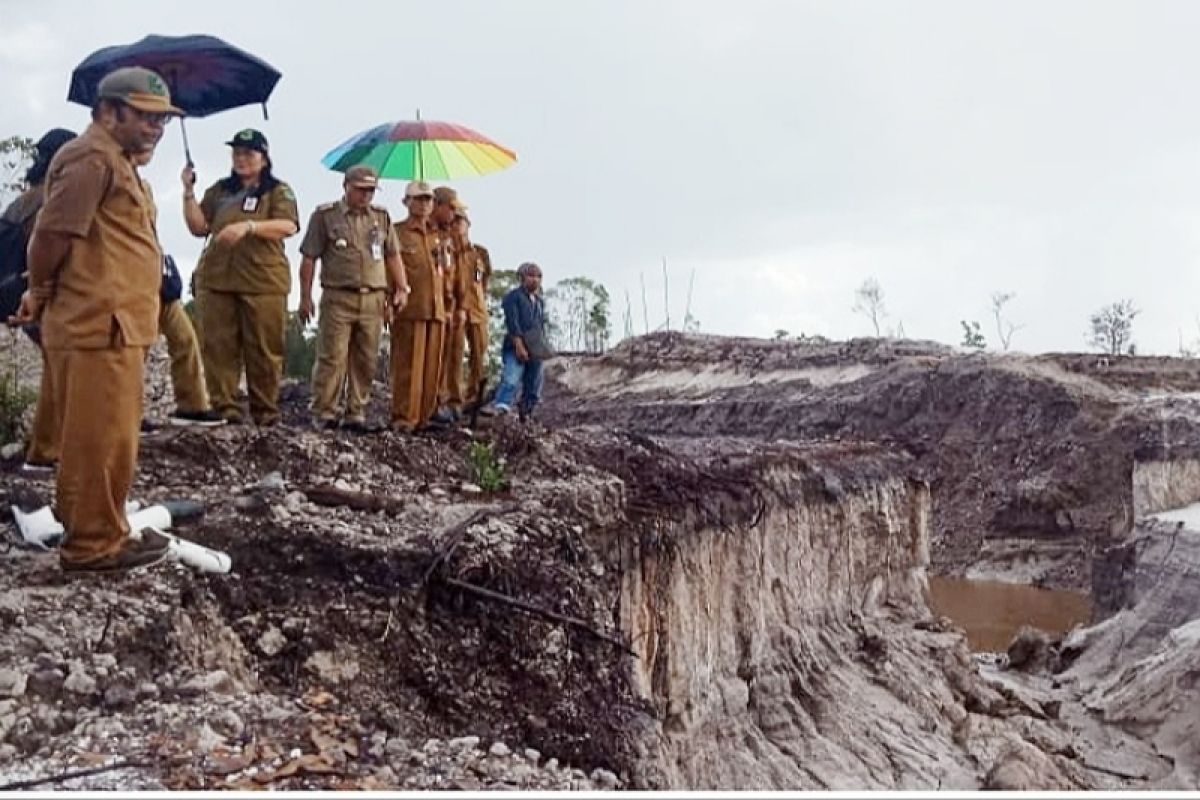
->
[279,185,296,202]
[316,202,338,212]
[369,204,388,213]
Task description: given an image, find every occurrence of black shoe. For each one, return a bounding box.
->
[430,409,455,426]
[20,461,55,477]
[319,418,340,431]
[134,527,172,556]
[62,532,169,574]
[221,414,245,426]
[170,409,227,427]
[342,420,377,434]
[139,419,160,436]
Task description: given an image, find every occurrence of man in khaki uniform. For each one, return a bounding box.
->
[131,147,221,426]
[299,166,407,432]
[10,66,181,573]
[157,262,220,424]
[391,181,453,432]
[431,186,466,417]
[443,208,492,412]
[3,128,77,475]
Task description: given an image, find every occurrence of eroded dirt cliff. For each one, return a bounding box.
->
[0,332,1197,790]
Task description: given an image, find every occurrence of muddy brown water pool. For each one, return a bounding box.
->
[928,576,1092,652]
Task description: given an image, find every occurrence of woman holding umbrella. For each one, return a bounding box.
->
[182,129,298,425]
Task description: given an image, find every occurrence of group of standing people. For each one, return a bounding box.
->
[2,64,550,574]
[298,173,502,433]
[181,122,544,433]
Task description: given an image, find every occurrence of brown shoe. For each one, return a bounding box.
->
[62,530,170,575]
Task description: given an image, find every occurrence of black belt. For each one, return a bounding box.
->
[325,286,384,294]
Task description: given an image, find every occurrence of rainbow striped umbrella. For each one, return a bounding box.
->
[321,119,517,180]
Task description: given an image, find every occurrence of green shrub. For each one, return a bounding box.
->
[467,440,507,493]
[0,369,34,446]
[284,312,318,379]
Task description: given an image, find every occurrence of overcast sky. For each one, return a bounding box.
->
[4,0,1200,354]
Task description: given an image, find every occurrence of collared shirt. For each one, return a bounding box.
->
[299,200,399,290]
[501,286,545,353]
[30,123,160,349]
[393,216,447,322]
[195,178,299,294]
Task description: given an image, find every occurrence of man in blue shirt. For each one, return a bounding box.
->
[485,262,548,418]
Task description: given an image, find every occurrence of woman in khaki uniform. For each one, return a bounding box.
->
[181,129,298,425]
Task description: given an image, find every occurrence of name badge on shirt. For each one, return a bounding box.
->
[242,196,259,213]
[371,241,383,261]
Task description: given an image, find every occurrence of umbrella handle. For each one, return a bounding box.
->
[180,117,194,168]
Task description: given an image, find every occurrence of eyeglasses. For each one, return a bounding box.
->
[126,106,173,126]
[351,186,377,193]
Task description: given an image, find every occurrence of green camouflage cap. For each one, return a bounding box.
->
[97,67,184,116]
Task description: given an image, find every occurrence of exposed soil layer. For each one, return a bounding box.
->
[543,333,1200,591]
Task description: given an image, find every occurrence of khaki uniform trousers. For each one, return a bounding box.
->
[391,320,445,431]
[199,290,286,424]
[442,319,489,410]
[312,288,386,423]
[49,345,145,566]
[159,300,208,413]
[26,349,59,465]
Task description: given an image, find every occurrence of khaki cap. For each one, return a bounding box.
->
[97,67,184,116]
[433,185,467,210]
[405,180,434,198]
[344,165,380,189]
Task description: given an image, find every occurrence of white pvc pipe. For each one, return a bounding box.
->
[10,502,232,573]
[128,505,232,574]
[166,534,232,574]
[127,505,172,532]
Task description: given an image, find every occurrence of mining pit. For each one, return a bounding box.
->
[1,331,1198,790]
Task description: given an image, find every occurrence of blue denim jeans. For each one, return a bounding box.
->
[494,350,544,414]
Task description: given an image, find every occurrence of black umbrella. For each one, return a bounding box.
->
[68,34,282,165]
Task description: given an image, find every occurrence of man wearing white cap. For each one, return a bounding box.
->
[389,180,451,432]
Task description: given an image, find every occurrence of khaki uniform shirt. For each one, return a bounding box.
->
[195,179,299,294]
[456,242,491,323]
[30,123,160,350]
[299,200,400,290]
[394,216,449,322]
